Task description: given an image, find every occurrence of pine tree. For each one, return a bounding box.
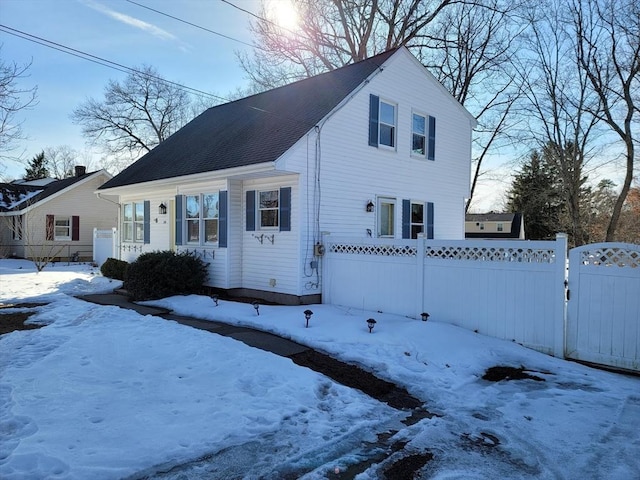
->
[507,150,563,240]
[23,151,49,180]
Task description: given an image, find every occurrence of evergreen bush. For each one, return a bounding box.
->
[100,258,129,281]
[123,250,209,301]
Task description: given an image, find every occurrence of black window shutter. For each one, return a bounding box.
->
[369,94,379,147]
[72,216,80,241]
[279,187,291,232]
[143,200,150,244]
[246,190,256,231]
[219,190,228,247]
[427,202,434,239]
[428,116,436,161]
[175,195,183,245]
[402,199,411,239]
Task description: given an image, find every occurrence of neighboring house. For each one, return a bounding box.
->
[97,47,477,304]
[465,212,525,239]
[0,167,117,261]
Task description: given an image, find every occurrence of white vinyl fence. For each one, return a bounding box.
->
[323,235,640,371]
[93,228,118,267]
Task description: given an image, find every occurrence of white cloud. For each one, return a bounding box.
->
[81,0,177,41]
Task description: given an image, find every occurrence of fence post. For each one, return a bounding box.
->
[554,233,568,358]
[416,234,426,319]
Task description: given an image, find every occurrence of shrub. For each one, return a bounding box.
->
[123,250,209,301]
[100,258,128,280]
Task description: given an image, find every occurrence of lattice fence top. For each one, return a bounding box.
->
[329,243,417,257]
[424,245,557,263]
[579,246,640,268]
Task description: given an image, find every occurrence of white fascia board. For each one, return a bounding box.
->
[98,162,278,196]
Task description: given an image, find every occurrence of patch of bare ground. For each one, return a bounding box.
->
[289,349,423,410]
[0,302,48,335]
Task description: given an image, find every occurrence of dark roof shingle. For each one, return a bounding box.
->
[100,48,399,190]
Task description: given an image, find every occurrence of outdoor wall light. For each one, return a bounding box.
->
[212,294,219,306]
[252,301,260,316]
[304,309,313,328]
[366,200,375,212]
[421,312,430,322]
[158,202,167,215]
[367,318,377,333]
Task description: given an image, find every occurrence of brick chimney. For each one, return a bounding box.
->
[75,165,87,177]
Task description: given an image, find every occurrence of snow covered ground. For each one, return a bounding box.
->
[1,259,639,479]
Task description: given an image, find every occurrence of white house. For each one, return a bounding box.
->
[97,47,476,304]
[0,167,116,262]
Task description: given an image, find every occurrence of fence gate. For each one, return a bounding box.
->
[93,228,118,267]
[566,243,640,372]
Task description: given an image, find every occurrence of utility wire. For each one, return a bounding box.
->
[219,0,302,38]
[0,24,230,102]
[125,0,262,51]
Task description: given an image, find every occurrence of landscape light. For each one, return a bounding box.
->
[304,309,313,328]
[421,312,430,322]
[366,318,377,333]
[252,301,260,316]
[212,294,219,306]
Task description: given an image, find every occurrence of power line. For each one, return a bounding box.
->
[219,0,301,38]
[0,24,230,103]
[125,0,262,51]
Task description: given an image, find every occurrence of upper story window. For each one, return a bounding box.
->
[259,190,279,228]
[369,95,396,149]
[412,113,426,156]
[412,112,436,160]
[379,101,396,148]
[378,197,396,237]
[186,193,219,244]
[123,202,145,242]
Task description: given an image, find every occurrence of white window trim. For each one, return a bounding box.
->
[258,189,279,230]
[411,111,427,158]
[410,201,425,239]
[377,196,396,238]
[378,99,397,150]
[185,193,220,245]
[122,202,144,243]
[54,216,71,241]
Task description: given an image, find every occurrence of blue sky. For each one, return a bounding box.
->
[1,0,262,179]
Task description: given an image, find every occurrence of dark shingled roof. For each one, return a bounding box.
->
[0,173,97,212]
[99,48,399,190]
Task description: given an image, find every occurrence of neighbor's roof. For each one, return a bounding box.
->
[0,172,100,213]
[99,48,400,190]
[465,212,517,223]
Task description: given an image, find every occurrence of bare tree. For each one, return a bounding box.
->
[241,0,524,210]
[514,1,603,246]
[239,0,455,90]
[43,145,98,179]
[0,46,38,158]
[71,65,193,170]
[572,0,640,241]
[420,0,525,212]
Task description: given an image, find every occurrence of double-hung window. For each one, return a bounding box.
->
[379,101,396,148]
[412,113,426,156]
[54,217,71,240]
[369,95,397,149]
[123,202,145,242]
[412,112,436,160]
[378,197,396,237]
[186,193,219,244]
[410,202,424,239]
[259,190,279,228]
